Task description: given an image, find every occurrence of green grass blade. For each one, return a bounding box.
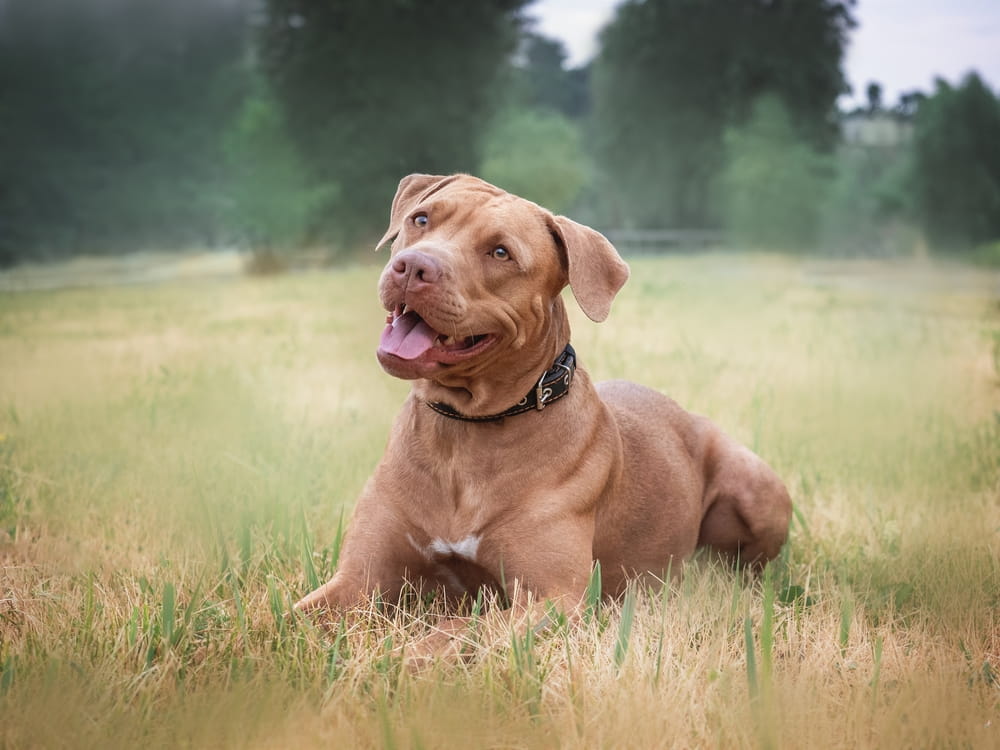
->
[744,616,759,702]
[299,507,319,592]
[377,695,397,750]
[230,577,247,643]
[182,575,204,634]
[0,655,14,695]
[161,582,176,649]
[760,566,775,684]
[267,576,285,637]
[614,588,637,671]
[584,561,602,624]
[330,509,345,571]
[839,595,853,657]
[792,503,812,539]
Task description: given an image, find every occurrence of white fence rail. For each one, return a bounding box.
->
[603,229,726,254]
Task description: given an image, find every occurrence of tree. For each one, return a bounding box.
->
[511,32,590,119]
[0,0,247,265]
[819,140,915,256]
[909,73,1000,250]
[258,0,530,249]
[475,29,591,216]
[866,82,883,113]
[479,109,588,213]
[592,0,855,230]
[896,91,926,119]
[722,95,831,250]
[820,87,920,257]
[223,79,335,258]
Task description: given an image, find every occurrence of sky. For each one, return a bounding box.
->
[530,0,1000,108]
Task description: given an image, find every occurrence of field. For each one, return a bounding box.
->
[1,252,998,748]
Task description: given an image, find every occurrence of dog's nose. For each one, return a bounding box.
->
[391,250,443,286]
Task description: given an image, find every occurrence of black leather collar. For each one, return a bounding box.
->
[426,344,576,422]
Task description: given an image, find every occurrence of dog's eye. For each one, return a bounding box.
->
[491,246,510,261]
[413,214,429,228]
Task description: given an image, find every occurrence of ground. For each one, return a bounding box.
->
[0,252,997,748]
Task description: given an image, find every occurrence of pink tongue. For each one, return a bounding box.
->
[379,311,439,360]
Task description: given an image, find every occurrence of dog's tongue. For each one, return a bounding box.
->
[379,311,438,360]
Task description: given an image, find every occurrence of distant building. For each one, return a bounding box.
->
[840,110,913,148]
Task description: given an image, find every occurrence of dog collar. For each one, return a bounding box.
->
[427,344,576,422]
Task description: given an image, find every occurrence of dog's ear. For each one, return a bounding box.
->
[549,215,630,323]
[376,173,455,250]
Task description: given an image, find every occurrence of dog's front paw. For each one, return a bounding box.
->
[404,618,476,673]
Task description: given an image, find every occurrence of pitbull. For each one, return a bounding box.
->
[296,174,791,655]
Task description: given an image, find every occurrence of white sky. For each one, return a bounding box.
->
[530,0,1000,107]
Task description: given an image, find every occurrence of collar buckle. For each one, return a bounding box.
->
[537,360,573,411]
[535,374,553,410]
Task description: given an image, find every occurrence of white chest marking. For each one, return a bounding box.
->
[428,534,481,561]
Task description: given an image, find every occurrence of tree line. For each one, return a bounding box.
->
[1,0,998,267]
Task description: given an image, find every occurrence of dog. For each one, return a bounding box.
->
[295,174,791,658]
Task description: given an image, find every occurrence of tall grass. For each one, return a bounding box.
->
[1,254,998,748]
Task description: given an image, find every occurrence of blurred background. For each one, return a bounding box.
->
[1,0,999,275]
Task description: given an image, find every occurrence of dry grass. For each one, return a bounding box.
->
[1,253,998,748]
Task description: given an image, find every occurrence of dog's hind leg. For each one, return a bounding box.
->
[696,440,792,568]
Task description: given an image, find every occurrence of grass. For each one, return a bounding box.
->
[1,252,998,748]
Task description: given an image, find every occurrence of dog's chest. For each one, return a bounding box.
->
[406,531,501,598]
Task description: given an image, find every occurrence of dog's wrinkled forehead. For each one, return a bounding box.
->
[413,183,547,247]
[378,174,552,256]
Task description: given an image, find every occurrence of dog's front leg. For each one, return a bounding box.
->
[294,570,367,613]
[404,515,595,671]
[403,590,582,672]
[294,492,416,614]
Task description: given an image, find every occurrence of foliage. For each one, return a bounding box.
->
[974,240,1000,267]
[223,80,335,254]
[909,73,1000,250]
[510,31,590,119]
[3,0,999,266]
[258,0,531,248]
[865,82,883,113]
[480,30,591,217]
[819,85,921,257]
[479,109,588,215]
[592,0,854,229]
[721,95,832,250]
[820,139,916,256]
[0,0,247,265]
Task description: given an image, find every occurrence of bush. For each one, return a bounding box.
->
[721,95,832,250]
[910,73,1000,250]
[223,82,335,256]
[973,240,1000,267]
[820,142,916,256]
[479,109,588,215]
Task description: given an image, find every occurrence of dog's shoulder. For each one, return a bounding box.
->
[596,379,713,461]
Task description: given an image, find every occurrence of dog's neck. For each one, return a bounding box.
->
[411,298,571,418]
[426,344,576,421]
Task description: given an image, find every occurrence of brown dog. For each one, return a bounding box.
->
[296,174,791,650]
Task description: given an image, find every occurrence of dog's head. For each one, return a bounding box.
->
[374,174,629,403]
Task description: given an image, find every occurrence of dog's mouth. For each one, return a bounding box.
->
[378,304,495,365]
